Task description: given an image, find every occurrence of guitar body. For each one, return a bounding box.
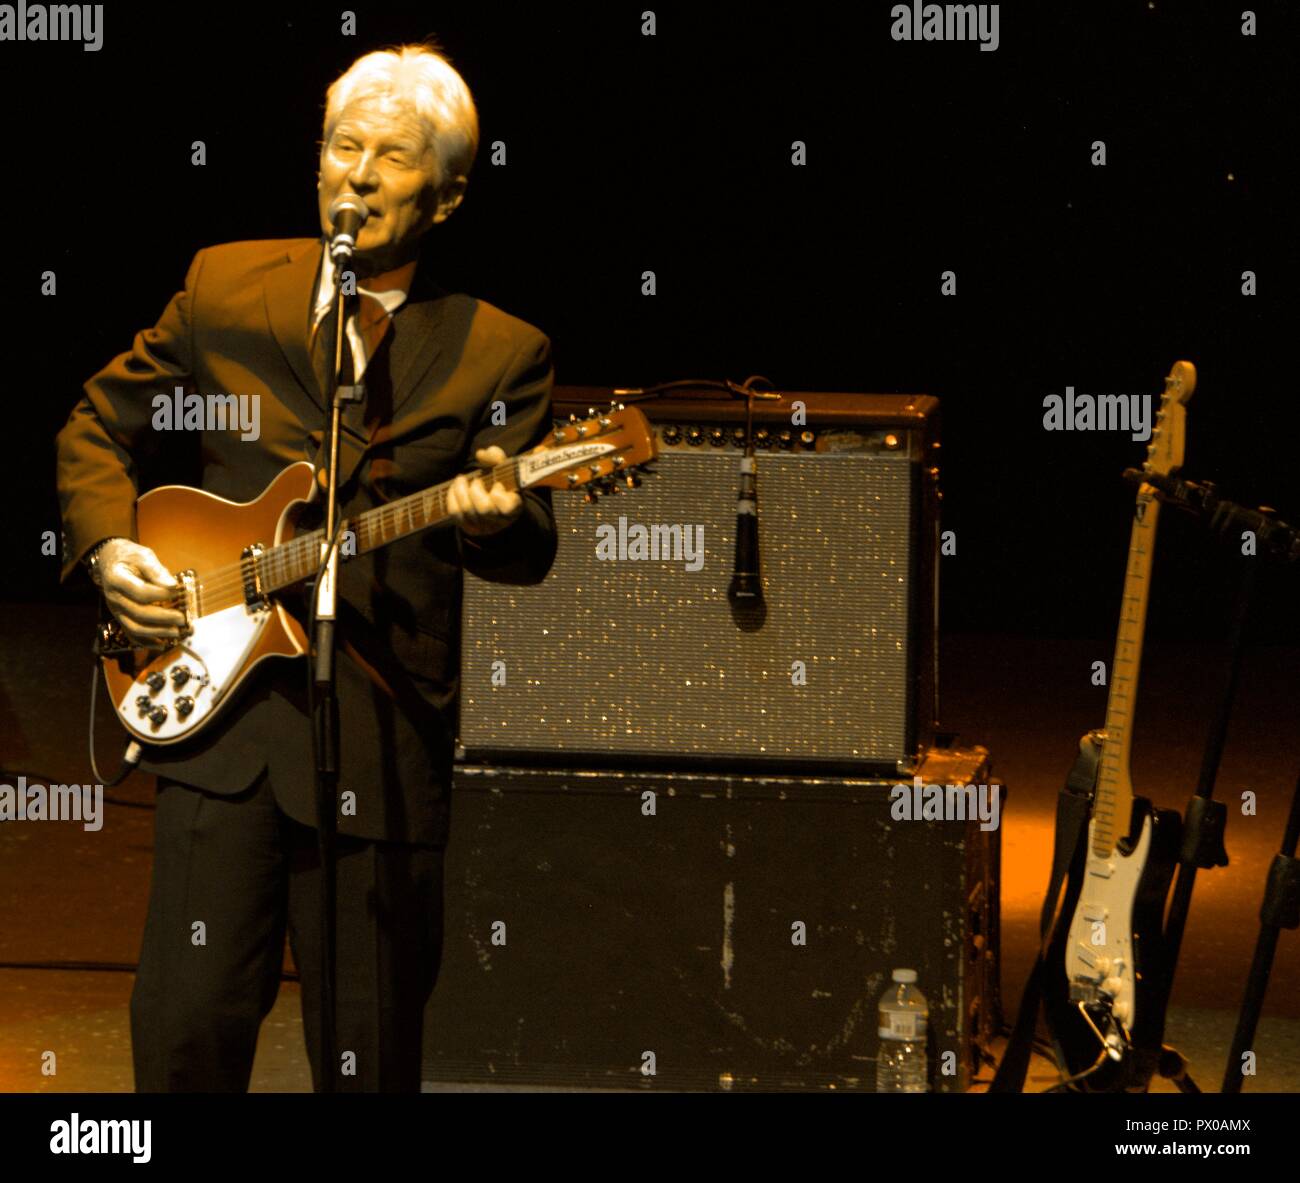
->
[100,462,314,744]
[1044,794,1181,1090]
[95,406,659,746]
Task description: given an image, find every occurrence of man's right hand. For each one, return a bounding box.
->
[95,539,188,645]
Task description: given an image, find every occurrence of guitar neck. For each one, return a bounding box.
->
[193,458,525,611]
[1093,486,1161,857]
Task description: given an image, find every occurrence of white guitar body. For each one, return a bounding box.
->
[1064,811,1152,1044]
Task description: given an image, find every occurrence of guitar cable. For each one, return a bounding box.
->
[88,662,143,789]
[1042,1046,1114,1092]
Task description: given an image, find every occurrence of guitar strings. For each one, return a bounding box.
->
[153,456,529,613]
[157,460,510,610]
[152,426,630,615]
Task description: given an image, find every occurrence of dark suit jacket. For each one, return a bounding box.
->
[56,238,558,845]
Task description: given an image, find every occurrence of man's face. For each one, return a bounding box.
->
[317,95,465,272]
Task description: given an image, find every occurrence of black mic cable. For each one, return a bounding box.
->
[727,386,767,631]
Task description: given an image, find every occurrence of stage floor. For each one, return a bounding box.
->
[2,602,1298,1093]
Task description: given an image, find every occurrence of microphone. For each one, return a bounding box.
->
[327,194,369,265]
[727,454,767,631]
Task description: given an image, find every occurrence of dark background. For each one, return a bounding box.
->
[4,0,1295,643]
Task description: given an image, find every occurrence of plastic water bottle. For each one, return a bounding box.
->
[875,968,929,1092]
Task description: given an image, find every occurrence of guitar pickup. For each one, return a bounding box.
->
[240,543,268,607]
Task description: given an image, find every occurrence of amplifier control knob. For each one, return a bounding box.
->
[731,427,746,446]
[685,427,704,446]
[778,430,793,448]
[754,429,771,448]
[662,425,681,444]
[708,428,726,446]
[800,430,815,447]
[146,671,166,693]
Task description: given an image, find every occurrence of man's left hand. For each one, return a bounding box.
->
[448,446,524,537]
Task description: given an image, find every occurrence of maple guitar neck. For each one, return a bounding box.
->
[1093,484,1161,858]
[187,457,526,617]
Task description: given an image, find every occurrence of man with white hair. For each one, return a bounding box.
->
[55,43,558,1091]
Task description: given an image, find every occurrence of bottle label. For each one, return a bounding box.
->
[879,1012,927,1041]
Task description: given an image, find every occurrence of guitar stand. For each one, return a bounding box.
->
[1222,769,1300,1092]
[1128,468,1300,1093]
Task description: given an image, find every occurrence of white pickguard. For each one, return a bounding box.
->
[1064,813,1152,1037]
[115,603,272,742]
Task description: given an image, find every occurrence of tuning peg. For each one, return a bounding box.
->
[587,407,597,418]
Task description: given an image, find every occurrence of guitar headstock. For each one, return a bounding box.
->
[1144,360,1196,477]
[522,403,659,500]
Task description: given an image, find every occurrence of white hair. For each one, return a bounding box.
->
[323,44,479,182]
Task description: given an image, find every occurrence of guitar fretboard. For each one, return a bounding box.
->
[186,458,522,616]
[1093,487,1161,858]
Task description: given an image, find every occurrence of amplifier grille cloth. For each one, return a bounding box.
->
[459,450,916,765]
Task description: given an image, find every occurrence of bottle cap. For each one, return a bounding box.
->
[892,968,918,984]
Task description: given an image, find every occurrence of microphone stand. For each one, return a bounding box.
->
[1120,468,1300,1092]
[308,246,362,1093]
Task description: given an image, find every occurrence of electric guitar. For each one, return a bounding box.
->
[96,404,657,745]
[1043,360,1195,1090]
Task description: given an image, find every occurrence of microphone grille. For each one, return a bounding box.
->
[327,193,370,227]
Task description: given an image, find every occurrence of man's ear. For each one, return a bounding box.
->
[433,175,469,224]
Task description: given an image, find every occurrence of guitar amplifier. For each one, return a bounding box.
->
[423,747,1002,1091]
[457,387,941,775]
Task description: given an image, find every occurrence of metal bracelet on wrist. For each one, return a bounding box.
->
[84,539,117,587]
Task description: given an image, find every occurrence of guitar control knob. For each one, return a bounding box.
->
[171,665,191,688]
[146,671,166,693]
[148,705,168,726]
[136,696,152,714]
[175,696,194,717]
